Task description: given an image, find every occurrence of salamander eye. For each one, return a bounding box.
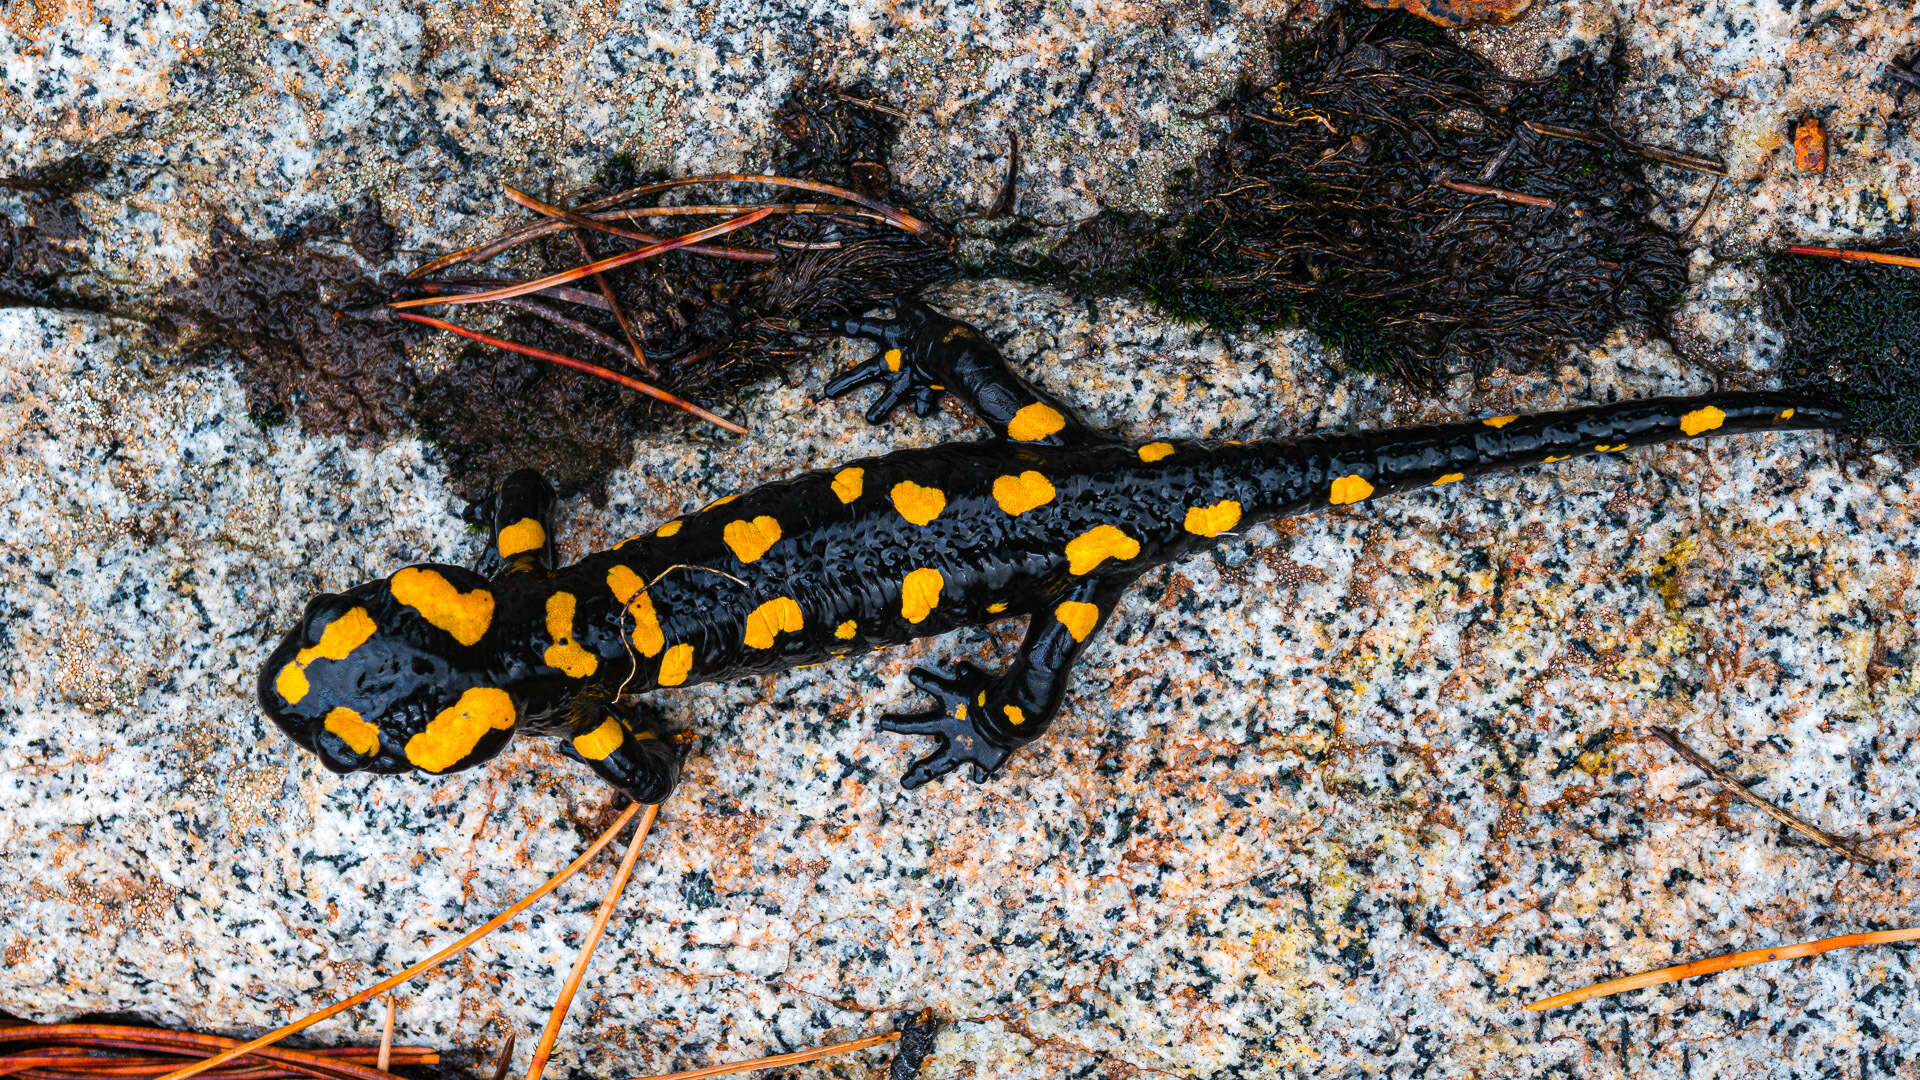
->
[301,594,350,642]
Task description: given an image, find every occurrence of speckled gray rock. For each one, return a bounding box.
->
[5,2,1920,1079]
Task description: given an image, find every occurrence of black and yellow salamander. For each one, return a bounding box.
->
[259,300,1845,804]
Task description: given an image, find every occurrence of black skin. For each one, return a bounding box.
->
[258,301,1848,804]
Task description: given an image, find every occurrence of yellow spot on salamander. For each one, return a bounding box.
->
[656,520,683,538]
[1595,444,1627,453]
[992,471,1056,516]
[1004,705,1028,727]
[1780,407,1796,420]
[391,567,494,646]
[1483,415,1518,428]
[1329,474,1375,505]
[723,515,783,563]
[1680,406,1726,436]
[572,718,624,761]
[835,619,858,640]
[953,703,967,720]
[1183,500,1242,537]
[606,566,665,657]
[1055,600,1100,642]
[658,643,694,687]
[1007,402,1066,442]
[405,686,515,773]
[743,596,805,649]
[1065,524,1141,575]
[831,467,865,504]
[542,592,599,678]
[497,518,545,558]
[1433,472,1465,486]
[900,567,945,623]
[1138,442,1175,463]
[890,481,947,526]
[274,606,378,704]
[703,494,739,510]
[1544,454,1572,463]
[987,601,1009,614]
[323,707,379,756]
[884,347,904,372]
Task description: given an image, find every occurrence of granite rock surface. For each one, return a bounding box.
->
[5,2,1920,1078]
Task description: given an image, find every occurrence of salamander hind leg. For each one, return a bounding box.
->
[827,299,1104,445]
[880,574,1134,788]
[471,468,558,578]
[557,700,684,806]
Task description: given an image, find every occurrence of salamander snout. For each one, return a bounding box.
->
[258,564,519,779]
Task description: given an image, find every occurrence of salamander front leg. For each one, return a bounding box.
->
[881,574,1134,788]
[828,299,1104,445]
[471,468,558,578]
[557,701,683,805]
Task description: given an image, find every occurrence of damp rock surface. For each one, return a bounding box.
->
[4,3,1920,1079]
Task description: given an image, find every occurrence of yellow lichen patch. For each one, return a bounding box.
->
[1183,500,1242,538]
[1595,443,1628,453]
[606,566,665,657]
[1433,472,1465,486]
[275,606,378,704]
[656,520,683,538]
[835,619,858,640]
[1065,524,1141,574]
[900,567,945,623]
[1138,441,1175,463]
[405,687,515,773]
[743,596,805,649]
[542,593,599,678]
[391,567,494,646]
[1544,454,1572,463]
[987,601,1009,613]
[1680,406,1726,436]
[1780,407,1796,420]
[1329,474,1375,505]
[1483,415,1518,428]
[497,518,546,558]
[723,515,783,563]
[1007,402,1067,442]
[1055,600,1100,642]
[323,707,380,756]
[658,643,694,687]
[891,481,947,526]
[1004,705,1028,727]
[571,718,623,761]
[831,467,865,504]
[884,347,904,372]
[992,471,1056,516]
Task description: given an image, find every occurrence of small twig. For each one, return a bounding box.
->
[501,185,660,379]
[392,209,777,311]
[414,279,612,311]
[622,1031,903,1080]
[525,803,660,1080]
[1526,925,1920,1010]
[394,313,746,435]
[1783,245,1920,270]
[1523,120,1728,176]
[1651,727,1875,865]
[1437,177,1557,209]
[376,997,394,1074]
[488,1034,518,1080]
[151,805,644,1080]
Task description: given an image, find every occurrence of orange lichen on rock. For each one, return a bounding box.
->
[1794,116,1827,173]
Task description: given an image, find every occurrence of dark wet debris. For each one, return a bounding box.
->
[1027,8,1690,390]
[0,154,108,313]
[1768,240,1920,446]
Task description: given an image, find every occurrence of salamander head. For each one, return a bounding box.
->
[258,564,518,777]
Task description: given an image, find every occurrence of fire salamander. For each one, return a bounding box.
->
[260,300,1845,804]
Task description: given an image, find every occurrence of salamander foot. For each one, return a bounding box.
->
[878,663,1016,788]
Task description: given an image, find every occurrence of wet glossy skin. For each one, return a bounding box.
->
[259,301,1846,803]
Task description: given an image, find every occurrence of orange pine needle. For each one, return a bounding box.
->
[151,803,643,1080]
[376,997,393,1073]
[621,1031,902,1080]
[524,802,661,1080]
[1783,245,1920,270]
[1526,925,1920,1011]
[393,313,747,435]
[391,209,775,311]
